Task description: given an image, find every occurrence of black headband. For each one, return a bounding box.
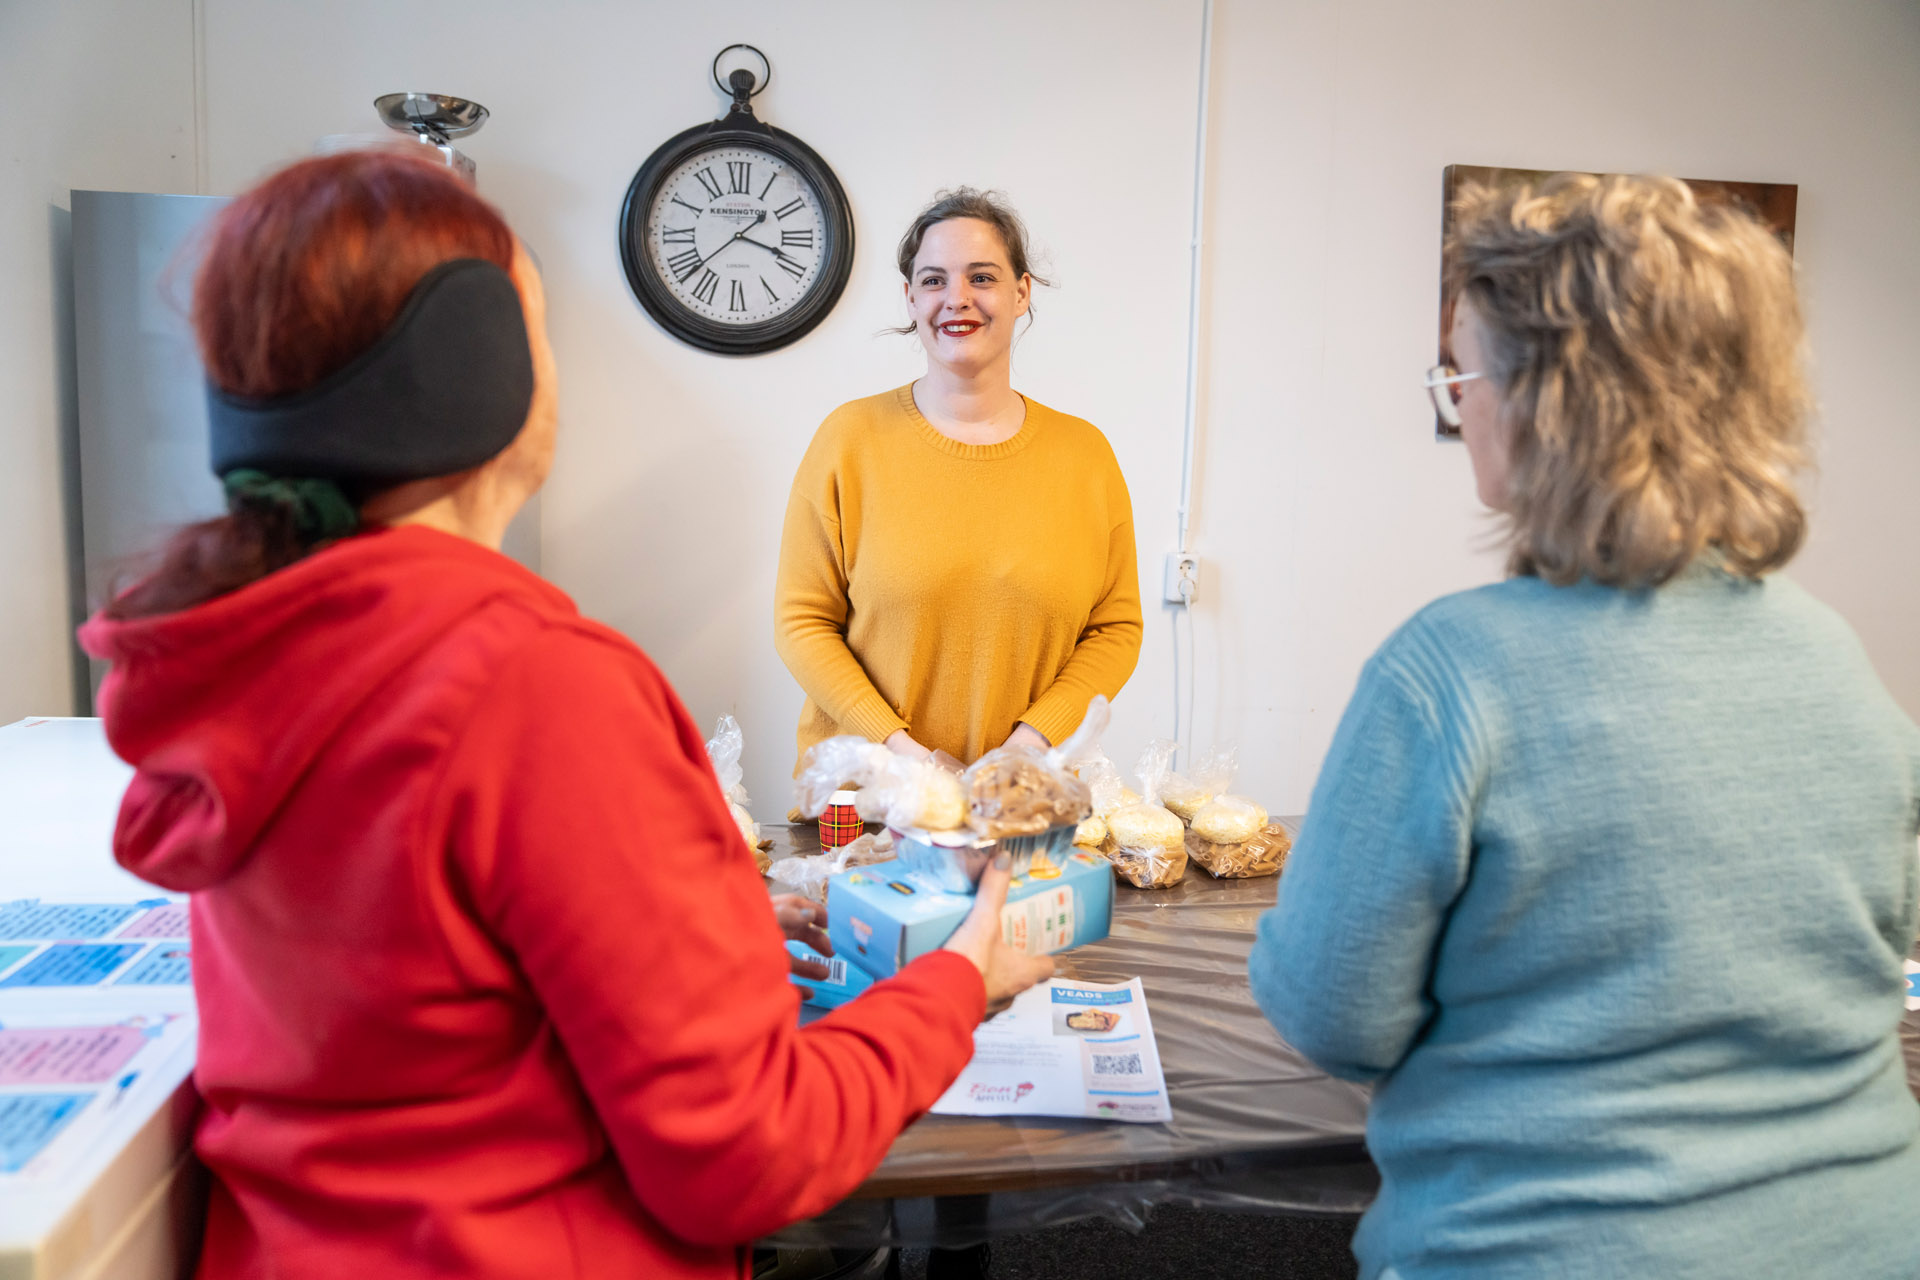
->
[206,258,535,485]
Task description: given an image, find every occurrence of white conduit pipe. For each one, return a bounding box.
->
[1176,0,1214,559]
[1172,0,1215,759]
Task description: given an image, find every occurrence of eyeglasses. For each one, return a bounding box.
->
[1424,365,1484,430]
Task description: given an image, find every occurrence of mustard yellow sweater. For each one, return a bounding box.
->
[775,386,1143,773]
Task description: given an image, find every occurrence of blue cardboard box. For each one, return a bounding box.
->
[785,940,877,1010]
[827,850,1115,981]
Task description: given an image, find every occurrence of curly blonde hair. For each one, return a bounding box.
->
[1444,172,1810,588]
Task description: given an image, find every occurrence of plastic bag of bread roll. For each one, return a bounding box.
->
[964,696,1109,839]
[1186,822,1292,879]
[1103,738,1189,888]
[1160,745,1238,823]
[794,737,969,833]
[1073,814,1108,848]
[767,830,897,902]
[706,715,774,868]
[1102,831,1188,888]
[1078,757,1126,817]
[1190,794,1268,845]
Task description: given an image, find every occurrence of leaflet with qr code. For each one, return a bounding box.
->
[930,977,1171,1123]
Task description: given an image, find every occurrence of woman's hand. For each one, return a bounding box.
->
[941,853,1056,1013]
[885,729,933,761]
[772,894,834,984]
[1001,722,1049,753]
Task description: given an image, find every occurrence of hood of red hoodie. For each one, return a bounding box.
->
[77,525,576,892]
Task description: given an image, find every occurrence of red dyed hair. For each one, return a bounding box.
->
[194,148,515,397]
[107,148,518,620]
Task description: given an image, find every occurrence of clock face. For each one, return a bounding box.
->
[620,119,855,355]
[646,144,826,326]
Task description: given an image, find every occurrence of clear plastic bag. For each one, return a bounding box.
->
[962,697,1109,840]
[794,737,968,833]
[767,830,897,902]
[1190,794,1269,844]
[1185,821,1291,879]
[705,715,769,871]
[1161,744,1238,823]
[1104,739,1189,888]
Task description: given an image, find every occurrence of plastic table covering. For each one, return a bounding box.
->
[759,820,1376,1250]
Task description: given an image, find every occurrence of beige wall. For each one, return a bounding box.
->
[6,1,1916,815]
[0,0,198,720]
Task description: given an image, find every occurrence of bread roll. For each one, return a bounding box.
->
[1074,815,1107,848]
[1106,802,1184,853]
[1161,782,1214,824]
[914,769,968,832]
[1190,795,1268,844]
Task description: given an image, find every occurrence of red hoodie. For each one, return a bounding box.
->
[78,525,984,1280]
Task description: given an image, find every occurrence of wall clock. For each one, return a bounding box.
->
[619,47,855,355]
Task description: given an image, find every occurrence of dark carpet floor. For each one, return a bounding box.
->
[897,1207,1360,1279]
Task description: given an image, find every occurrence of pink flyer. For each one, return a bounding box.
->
[0,1026,147,1086]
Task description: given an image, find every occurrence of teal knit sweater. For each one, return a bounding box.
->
[1249,565,1920,1279]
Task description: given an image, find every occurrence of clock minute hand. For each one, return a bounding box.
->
[678,211,771,281]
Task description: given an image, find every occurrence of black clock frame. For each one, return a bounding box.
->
[619,93,855,356]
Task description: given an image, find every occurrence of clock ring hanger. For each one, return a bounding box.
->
[711,44,772,106]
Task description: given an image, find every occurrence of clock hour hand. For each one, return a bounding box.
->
[736,233,804,264]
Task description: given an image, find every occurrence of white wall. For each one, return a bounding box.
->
[197,0,1203,811]
[0,1,198,720]
[7,1,1916,818]
[1189,0,1920,811]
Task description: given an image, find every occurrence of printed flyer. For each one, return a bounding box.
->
[931,977,1171,1124]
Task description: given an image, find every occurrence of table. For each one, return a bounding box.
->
[765,822,1920,1251]
[760,823,1377,1250]
[0,718,203,1280]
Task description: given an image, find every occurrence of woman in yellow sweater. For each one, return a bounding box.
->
[776,189,1142,773]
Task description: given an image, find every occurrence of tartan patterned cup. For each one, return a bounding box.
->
[820,790,863,849]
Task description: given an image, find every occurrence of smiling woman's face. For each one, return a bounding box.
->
[905,217,1031,376]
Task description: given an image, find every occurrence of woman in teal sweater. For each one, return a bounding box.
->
[1250,174,1920,1279]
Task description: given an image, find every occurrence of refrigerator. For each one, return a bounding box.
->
[68,189,541,703]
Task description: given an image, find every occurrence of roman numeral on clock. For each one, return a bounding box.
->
[776,253,806,281]
[727,160,751,194]
[773,197,805,220]
[695,168,724,201]
[671,196,703,216]
[728,279,747,312]
[759,171,779,200]
[691,269,721,305]
[781,228,814,250]
[761,276,779,303]
[666,248,702,282]
[661,225,696,245]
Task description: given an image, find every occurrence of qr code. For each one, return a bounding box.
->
[1091,1052,1144,1077]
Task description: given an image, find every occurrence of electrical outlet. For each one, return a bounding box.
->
[1163,552,1200,605]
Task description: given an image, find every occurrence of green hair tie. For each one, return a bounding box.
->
[221,469,360,543]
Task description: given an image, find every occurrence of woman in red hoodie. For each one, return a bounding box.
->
[78,149,1052,1279]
